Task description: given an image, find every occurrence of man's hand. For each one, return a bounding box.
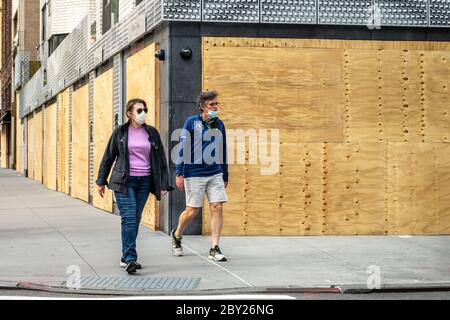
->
[98,185,105,198]
[224,182,228,188]
[161,190,168,197]
[176,175,184,191]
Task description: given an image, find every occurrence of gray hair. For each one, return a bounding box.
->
[197,90,218,113]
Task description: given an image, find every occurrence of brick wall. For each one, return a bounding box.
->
[23,0,40,57]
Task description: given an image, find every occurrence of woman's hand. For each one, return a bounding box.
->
[161,190,168,197]
[98,185,105,198]
[176,175,184,191]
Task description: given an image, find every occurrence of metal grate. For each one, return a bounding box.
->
[203,0,260,23]
[377,0,428,27]
[261,0,317,24]
[63,276,201,291]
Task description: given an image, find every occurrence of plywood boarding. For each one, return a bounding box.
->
[93,68,114,213]
[57,89,70,194]
[436,144,450,233]
[387,143,440,234]
[71,84,89,202]
[423,51,450,143]
[15,117,24,174]
[27,116,34,179]
[43,103,57,191]
[126,42,160,230]
[0,128,7,168]
[203,37,450,236]
[15,93,24,174]
[33,110,43,183]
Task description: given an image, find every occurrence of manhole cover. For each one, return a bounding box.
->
[62,276,201,291]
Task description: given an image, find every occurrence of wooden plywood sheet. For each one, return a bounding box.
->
[345,49,380,142]
[203,37,450,52]
[15,117,24,174]
[325,143,386,235]
[57,89,70,194]
[378,50,405,142]
[0,128,7,168]
[436,144,450,233]
[71,84,89,202]
[27,116,34,179]
[202,37,450,236]
[43,103,57,191]
[126,42,158,127]
[33,110,43,183]
[423,51,450,143]
[203,46,343,142]
[93,68,114,213]
[126,42,160,230]
[387,143,440,235]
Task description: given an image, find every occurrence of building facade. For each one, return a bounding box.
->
[8,0,450,236]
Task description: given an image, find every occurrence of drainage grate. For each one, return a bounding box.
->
[62,276,201,291]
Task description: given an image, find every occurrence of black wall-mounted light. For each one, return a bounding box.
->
[180,48,192,59]
[155,49,165,61]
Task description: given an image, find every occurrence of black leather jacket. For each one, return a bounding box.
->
[95,122,173,200]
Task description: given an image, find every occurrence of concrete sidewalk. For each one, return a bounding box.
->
[1,168,449,295]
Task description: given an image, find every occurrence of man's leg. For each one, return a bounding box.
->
[175,176,207,237]
[175,206,201,237]
[206,174,228,261]
[209,202,223,247]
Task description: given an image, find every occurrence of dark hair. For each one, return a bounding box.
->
[197,90,218,113]
[126,98,147,113]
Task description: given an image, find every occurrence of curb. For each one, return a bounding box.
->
[2,280,450,296]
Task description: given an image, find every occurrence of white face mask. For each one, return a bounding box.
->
[133,110,146,125]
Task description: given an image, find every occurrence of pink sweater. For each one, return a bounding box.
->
[128,126,151,176]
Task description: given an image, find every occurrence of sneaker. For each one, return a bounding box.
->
[120,258,141,269]
[125,261,139,274]
[209,245,227,261]
[171,229,183,256]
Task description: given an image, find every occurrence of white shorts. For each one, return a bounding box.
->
[184,173,228,208]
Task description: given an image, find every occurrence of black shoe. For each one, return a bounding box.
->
[209,245,227,261]
[121,258,142,269]
[171,229,183,256]
[126,261,139,274]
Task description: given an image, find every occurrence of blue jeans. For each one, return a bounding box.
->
[114,175,151,263]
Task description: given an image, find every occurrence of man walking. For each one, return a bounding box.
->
[171,90,228,261]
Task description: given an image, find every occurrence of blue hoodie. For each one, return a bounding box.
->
[175,115,228,182]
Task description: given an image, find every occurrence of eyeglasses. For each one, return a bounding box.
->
[135,108,148,114]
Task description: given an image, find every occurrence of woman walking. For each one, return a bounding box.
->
[96,98,173,274]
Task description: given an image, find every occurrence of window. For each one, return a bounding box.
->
[136,0,143,6]
[43,69,48,86]
[102,0,111,33]
[48,34,67,56]
[102,0,119,34]
[111,0,119,25]
[90,21,97,44]
[41,4,47,41]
